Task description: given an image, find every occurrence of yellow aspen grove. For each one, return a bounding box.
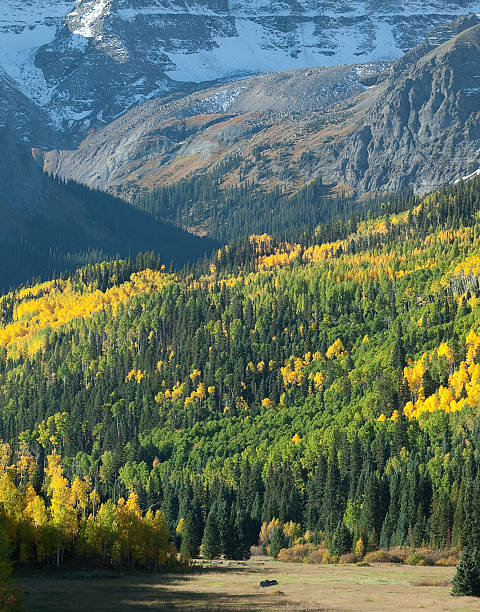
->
[0,445,178,572]
[326,339,346,359]
[45,452,78,567]
[0,269,175,358]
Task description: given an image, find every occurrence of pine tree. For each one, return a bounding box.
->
[360,471,382,544]
[393,409,408,455]
[451,548,480,597]
[331,522,353,557]
[391,325,405,371]
[180,508,202,559]
[232,506,251,560]
[322,458,343,535]
[269,526,287,558]
[305,456,327,529]
[201,510,221,559]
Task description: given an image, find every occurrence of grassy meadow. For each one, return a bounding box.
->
[15,557,480,611]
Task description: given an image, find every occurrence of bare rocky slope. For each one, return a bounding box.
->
[39,61,388,195]
[2,0,480,140]
[40,14,480,200]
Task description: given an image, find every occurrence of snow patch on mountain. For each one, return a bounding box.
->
[68,0,110,38]
[455,168,480,183]
[0,1,75,110]
[198,86,248,113]
[165,17,402,83]
[2,1,480,140]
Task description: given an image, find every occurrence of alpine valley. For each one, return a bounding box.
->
[3,2,480,611]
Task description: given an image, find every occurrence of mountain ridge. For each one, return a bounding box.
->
[37,14,480,215]
[2,0,480,140]
[0,128,216,289]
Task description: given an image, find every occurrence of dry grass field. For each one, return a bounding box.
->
[15,557,480,611]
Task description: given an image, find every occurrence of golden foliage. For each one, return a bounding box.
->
[0,270,175,358]
[0,444,175,570]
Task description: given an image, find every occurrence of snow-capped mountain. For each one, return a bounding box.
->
[2,0,480,140]
[36,14,480,206]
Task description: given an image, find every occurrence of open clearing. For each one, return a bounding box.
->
[16,557,480,611]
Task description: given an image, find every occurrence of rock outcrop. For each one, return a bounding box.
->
[338,17,480,192]
[2,0,480,140]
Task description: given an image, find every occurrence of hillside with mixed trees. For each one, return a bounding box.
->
[3,175,480,595]
[0,131,217,292]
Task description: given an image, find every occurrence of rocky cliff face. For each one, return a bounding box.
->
[2,0,480,140]
[338,15,480,192]
[0,71,52,146]
[39,14,480,199]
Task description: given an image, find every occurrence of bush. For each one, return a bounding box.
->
[307,547,331,564]
[339,553,356,564]
[405,551,433,566]
[364,550,393,563]
[277,544,310,563]
[436,555,460,567]
[351,546,457,567]
[385,546,408,562]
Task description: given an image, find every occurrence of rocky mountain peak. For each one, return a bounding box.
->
[339,17,480,193]
[3,1,480,141]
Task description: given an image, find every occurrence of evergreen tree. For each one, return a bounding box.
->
[451,548,480,597]
[393,409,408,455]
[231,504,251,560]
[269,527,287,558]
[201,510,221,560]
[331,522,353,557]
[180,508,203,558]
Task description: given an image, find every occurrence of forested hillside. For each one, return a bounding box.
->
[2,176,480,578]
[0,134,216,291]
[133,170,388,242]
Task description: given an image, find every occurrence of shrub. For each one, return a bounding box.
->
[405,551,433,566]
[364,549,393,563]
[277,544,310,563]
[414,548,439,565]
[388,546,411,563]
[276,544,334,565]
[436,555,460,567]
[307,547,331,564]
[339,553,356,564]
